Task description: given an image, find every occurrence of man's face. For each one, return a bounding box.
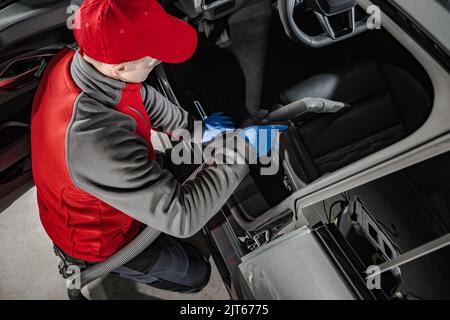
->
[113,56,162,83]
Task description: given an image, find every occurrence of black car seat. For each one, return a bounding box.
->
[277,59,432,182]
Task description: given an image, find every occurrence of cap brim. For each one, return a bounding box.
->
[152,16,198,64]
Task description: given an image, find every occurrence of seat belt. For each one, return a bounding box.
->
[366,233,450,279]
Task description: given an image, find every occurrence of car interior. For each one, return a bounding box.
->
[0,0,448,299]
[159,0,434,227]
[300,149,450,300]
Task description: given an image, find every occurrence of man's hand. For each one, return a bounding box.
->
[202,112,236,143]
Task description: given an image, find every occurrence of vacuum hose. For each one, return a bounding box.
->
[68,160,210,300]
[67,226,161,299]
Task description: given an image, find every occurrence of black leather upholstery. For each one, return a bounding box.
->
[280,60,431,180]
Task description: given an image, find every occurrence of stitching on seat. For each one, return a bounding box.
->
[314,124,406,174]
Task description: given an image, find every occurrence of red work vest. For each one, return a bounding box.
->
[31,48,156,262]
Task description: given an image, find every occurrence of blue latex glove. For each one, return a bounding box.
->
[202,112,236,143]
[240,125,289,157]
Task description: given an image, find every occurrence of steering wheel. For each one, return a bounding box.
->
[278,0,369,48]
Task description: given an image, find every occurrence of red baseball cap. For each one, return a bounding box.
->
[73,0,198,64]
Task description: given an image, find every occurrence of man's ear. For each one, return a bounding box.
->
[112,63,128,77]
[148,57,160,67]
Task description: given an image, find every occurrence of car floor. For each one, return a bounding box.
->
[0,187,230,300]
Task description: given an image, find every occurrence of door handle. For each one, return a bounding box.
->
[0,54,52,90]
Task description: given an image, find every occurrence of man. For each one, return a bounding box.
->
[31,0,279,293]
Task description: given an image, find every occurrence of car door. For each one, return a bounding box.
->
[0,0,72,212]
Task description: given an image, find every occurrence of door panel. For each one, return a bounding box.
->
[0,0,73,213]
